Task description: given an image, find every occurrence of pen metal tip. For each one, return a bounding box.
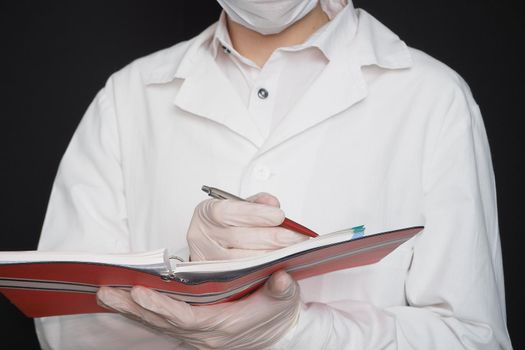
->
[201,185,211,194]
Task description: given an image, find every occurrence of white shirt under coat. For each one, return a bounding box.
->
[34,2,512,349]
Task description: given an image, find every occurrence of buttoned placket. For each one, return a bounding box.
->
[228,51,285,189]
[207,6,364,197]
[248,55,286,139]
[222,45,286,140]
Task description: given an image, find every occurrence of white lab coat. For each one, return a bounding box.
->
[35,8,512,350]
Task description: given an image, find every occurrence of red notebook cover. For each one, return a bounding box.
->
[0,226,422,317]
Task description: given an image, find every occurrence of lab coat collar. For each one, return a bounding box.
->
[144,25,268,147]
[258,8,413,154]
[352,9,413,70]
[144,4,411,85]
[307,0,358,61]
[210,2,358,64]
[209,12,232,60]
[144,24,217,85]
[144,8,412,150]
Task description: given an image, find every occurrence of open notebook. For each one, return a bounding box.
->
[0,226,422,317]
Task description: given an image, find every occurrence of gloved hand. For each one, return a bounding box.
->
[187,192,307,261]
[97,270,301,350]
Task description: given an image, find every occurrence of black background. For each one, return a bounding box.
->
[1,1,523,348]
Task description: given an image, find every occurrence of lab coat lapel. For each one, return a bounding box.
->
[259,54,368,155]
[147,8,412,153]
[258,9,412,155]
[173,53,265,148]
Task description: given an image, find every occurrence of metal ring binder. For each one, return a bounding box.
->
[160,256,185,281]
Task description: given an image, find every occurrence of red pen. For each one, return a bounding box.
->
[201,185,319,238]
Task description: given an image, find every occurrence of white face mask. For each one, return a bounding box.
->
[216,0,319,35]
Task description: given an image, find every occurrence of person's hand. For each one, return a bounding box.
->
[187,192,307,261]
[97,270,301,350]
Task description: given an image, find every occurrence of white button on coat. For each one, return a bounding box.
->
[254,164,272,181]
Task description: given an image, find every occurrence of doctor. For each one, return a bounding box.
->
[35,0,512,349]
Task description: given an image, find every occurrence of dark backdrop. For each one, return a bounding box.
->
[1,1,523,348]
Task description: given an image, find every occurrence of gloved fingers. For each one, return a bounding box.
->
[194,245,273,260]
[238,271,301,330]
[263,270,299,301]
[194,271,301,330]
[131,286,257,332]
[199,234,305,259]
[130,286,221,330]
[216,247,273,260]
[127,276,302,350]
[129,287,182,319]
[96,287,174,330]
[214,226,307,250]
[196,271,300,323]
[199,199,285,227]
[97,286,137,314]
[187,238,225,261]
[246,192,281,208]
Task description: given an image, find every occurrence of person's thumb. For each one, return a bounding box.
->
[247,192,281,208]
[265,270,298,301]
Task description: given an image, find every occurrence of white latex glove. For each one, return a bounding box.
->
[97,270,301,350]
[187,193,307,261]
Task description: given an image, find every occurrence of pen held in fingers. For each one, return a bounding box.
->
[202,185,319,238]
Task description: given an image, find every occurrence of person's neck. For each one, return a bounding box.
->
[226,3,329,68]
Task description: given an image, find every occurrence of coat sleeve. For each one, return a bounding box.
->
[273,80,512,349]
[36,82,129,254]
[34,79,187,350]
